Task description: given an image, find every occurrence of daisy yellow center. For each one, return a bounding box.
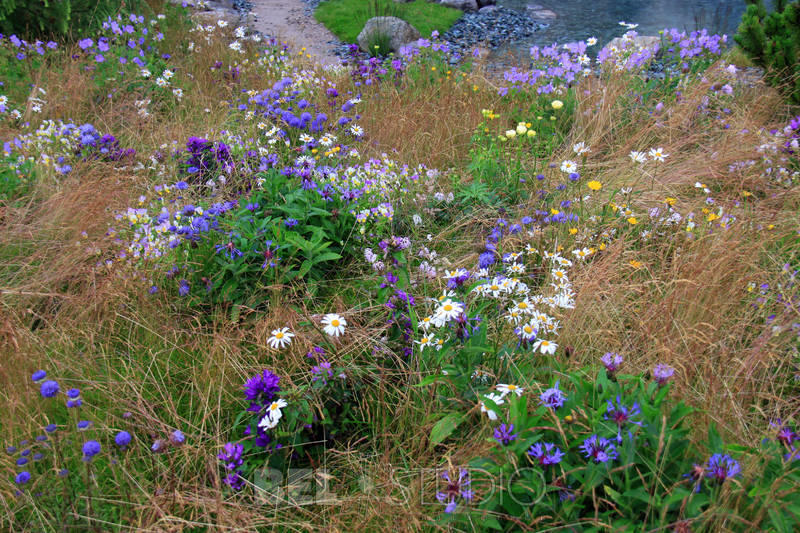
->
[270,403,279,410]
[542,341,550,346]
[508,385,517,390]
[523,326,533,334]
[331,319,340,327]
[275,332,284,339]
[490,285,499,291]
[422,337,429,343]
[443,305,453,312]
[519,303,528,309]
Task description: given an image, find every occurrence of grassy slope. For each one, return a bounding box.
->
[1,2,799,531]
[314,0,463,43]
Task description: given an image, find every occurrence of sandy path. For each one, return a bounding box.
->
[249,0,342,66]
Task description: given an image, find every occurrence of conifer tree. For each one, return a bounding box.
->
[735,0,800,103]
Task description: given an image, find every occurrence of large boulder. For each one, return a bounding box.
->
[357,17,421,54]
[440,0,478,11]
[606,35,661,52]
[477,0,496,6]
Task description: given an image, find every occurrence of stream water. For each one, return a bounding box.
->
[491,0,752,64]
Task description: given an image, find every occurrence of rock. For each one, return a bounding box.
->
[526,5,557,20]
[357,17,421,54]
[477,0,496,6]
[606,35,661,52]
[440,0,478,12]
[478,5,496,13]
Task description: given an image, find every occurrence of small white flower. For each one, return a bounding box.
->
[258,399,288,430]
[267,327,294,349]
[162,69,174,79]
[497,383,524,397]
[480,393,505,420]
[321,313,347,337]
[573,142,590,155]
[648,147,668,162]
[412,214,422,226]
[533,338,558,355]
[629,151,647,163]
[587,37,598,46]
[560,160,578,173]
[435,299,463,323]
[415,334,435,350]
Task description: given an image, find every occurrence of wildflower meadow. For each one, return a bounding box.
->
[1,2,799,531]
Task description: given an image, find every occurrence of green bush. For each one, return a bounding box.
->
[0,0,144,38]
[734,0,800,103]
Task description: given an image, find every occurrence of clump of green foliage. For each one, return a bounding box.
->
[0,0,145,38]
[734,0,800,103]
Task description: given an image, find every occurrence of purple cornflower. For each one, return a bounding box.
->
[170,430,185,446]
[493,424,518,446]
[580,435,618,463]
[684,463,705,492]
[31,370,46,383]
[178,279,190,296]
[706,454,741,483]
[218,442,244,471]
[15,471,31,485]
[539,381,566,410]
[435,468,473,514]
[528,442,565,466]
[771,420,798,446]
[82,440,101,461]
[604,396,642,442]
[40,380,59,398]
[601,352,623,374]
[284,218,299,228]
[77,420,92,431]
[243,369,281,410]
[115,431,132,449]
[653,364,674,386]
[260,241,279,269]
[311,361,334,385]
[78,38,93,50]
[214,240,243,260]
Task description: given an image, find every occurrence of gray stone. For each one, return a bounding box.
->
[478,5,496,13]
[357,17,421,53]
[477,0,496,6]
[440,0,478,12]
[525,5,557,20]
[606,35,661,53]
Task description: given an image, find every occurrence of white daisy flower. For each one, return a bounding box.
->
[267,327,294,349]
[434,299,463,323]
[648,147,668,162]
[573,142,591,155]
[258,398,288,430]
[629,151,647,163]
[480,393,505,420]
[321,313,347,337]
[533,339,558,355]
[415,334,435,350]
[560,160,578,173]
[497,383,524,397]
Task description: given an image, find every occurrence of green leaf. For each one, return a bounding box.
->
[429,413,465,448]
[314,251,342,263]
[297,259,314,279]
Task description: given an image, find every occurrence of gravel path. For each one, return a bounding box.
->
[248,0,341,65]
